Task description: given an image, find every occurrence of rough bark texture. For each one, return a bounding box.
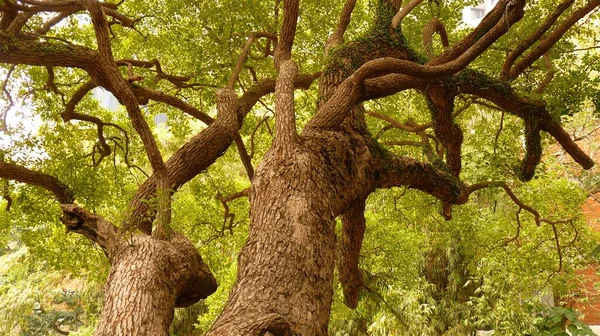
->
[95,234,217,336]
[339,200,367,309]
[2,0,598,334]
[209,129,377,335]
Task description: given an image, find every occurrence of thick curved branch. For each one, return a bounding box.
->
[425,87,462,177]
[455,70,594,170]
[391,0,423,29]
[0,160,74,203]
[376,154,467,205]
[60,204,120,257]
[310,2,524,130]
[339,199,367,309]
[500,0,574,80]
[0,158,120,252]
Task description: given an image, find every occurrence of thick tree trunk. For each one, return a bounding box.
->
[208,130,376,335]
[94,234,217,336]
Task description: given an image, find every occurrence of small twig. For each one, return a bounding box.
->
[2,180,12,212]
[493,110,505,154]
[504,208,522,246]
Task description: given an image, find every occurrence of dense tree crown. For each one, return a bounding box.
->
[1,0,600,335]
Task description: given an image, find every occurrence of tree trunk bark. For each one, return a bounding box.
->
[94,234,217,336]
[208,130,377,335]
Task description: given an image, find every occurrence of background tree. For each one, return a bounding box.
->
[1,0,599,335]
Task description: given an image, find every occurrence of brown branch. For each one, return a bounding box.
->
[60,204,121,258]
[500,0,574,80]
[466,181,541,225]
[227,32,277,89]
[0,6,18,30]
[549,221,563,273]
[325,0,357,53]
[1,64,15,131]
[425,87,462,177]
[274,0,299,68]
[62,80,113,166]
[249,116,271,158]
[233,135,254,180]
[391,0,423,29]
[504,208,522,246]
[0,160,74,203]
[507,0,600,80]
[520,121,542,181]
[274,60,299,151]
[493,110,505,154]
[130,86,214,125]
[376,154,467,205]
[5,11,34,34]
[423,17,449,58]
[116,59,210,89]
[0,157,121,253]
[455,71,594,170]
[339,199,367,309]
[534,53,555,94]
[127,73,319,233]
[431,0,525,66]
[214,188,249,238]
[365,110,430,133]
[2,180,12,212]
[310,1,524,130]
[84,0,171,239]
[36,8,79,34]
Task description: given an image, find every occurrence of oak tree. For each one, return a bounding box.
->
[1,0,599,334]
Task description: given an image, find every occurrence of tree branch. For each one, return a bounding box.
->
[500,0,574,80]
[274,0,299,68]
[83,0,172,239]
[391,0,423,29]
[534,53,556,94]
[274,60,299,152]
[0,160,74,203]
[506,0,600,80]
[310,1,524,130]
[227,32,277,89]
[376,154,467,205]
[423,17,448,58]
[431,0,524,66]
[455,70,594,171]
[60,204,120,258]
[127,73,318,233]
[325,0,357,53]
[339,199,367,309]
